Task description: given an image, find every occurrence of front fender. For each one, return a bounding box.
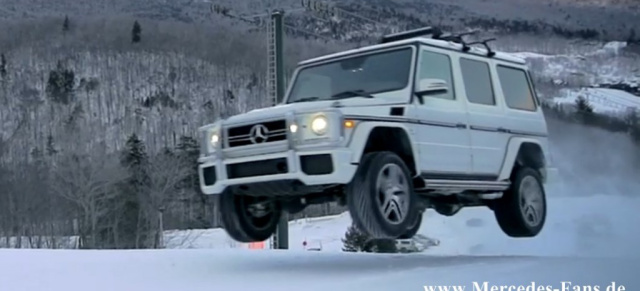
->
[346,121,420,175]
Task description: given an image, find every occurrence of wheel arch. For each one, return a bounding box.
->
[498,137,546,181]
[348,122,420,176]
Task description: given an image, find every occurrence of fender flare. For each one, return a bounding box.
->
[346,121,420,175]
[498,137,545,181]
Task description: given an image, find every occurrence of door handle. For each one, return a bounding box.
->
[497,127,508,133]
[456,123,466,129]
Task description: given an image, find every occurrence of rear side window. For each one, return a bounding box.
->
[459,58,495,105]
[496,65,537,111]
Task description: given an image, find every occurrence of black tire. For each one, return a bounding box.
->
[398,214,422,239]
[346,151,419,239]
[219,189,282,243]
[494,166,547,238]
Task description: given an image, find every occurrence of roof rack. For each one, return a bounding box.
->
[435,30,478,43]
[378,26,443,44]
[378,27,497,58]
[464,38,497,57]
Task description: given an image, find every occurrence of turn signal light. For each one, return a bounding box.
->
[344,120,355,128]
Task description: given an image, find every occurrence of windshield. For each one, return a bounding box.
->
[286,47,413,103]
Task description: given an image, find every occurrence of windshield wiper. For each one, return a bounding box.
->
[289,96,322,103]
[330,90,374,100]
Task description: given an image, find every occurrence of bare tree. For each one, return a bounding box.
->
[139,151,191,248]
[50,152,128,248]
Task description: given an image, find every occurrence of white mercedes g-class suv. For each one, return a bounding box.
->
[198,27,558,243]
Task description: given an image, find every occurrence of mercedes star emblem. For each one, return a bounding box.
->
[249,124,269,144]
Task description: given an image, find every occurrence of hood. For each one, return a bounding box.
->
[222,97,405,125]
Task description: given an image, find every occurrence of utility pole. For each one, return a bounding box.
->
[266,10,285,106]
[267,10,289,249]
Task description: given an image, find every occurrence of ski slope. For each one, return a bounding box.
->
[1,192,639,291]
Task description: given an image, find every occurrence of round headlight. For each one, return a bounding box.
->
[209,132,219,147]
[310,116,328,135]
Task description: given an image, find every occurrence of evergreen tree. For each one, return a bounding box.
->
[30,147,43,163]
[574,95,594,124]
[342,224,369,252]
[122,133,148,167]
[342,223,398,253]
[628,28,636,44]
[575,95,593,113]
[132,21,142,43]
[46,61,75,104]
[176,135,209,228]
[0,53,6,78]
[63,16,70,32]
[118,133,151,248]
[176,135,199,189]
[46,134,58,156]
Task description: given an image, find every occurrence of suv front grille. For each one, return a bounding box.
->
[226,119,287,148]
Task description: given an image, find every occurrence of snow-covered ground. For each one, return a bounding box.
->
[552,87,640,115]
[164,195,640,259]
[511,41,639,86]
[2,190,639,291]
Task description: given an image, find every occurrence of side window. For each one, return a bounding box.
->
[497,65,537,111]
[416,49,455,100]
[459,58,495,105]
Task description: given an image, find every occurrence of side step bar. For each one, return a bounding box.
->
[422,179,511,192]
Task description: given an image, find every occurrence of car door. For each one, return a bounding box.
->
[409,46,473,177]
[458,56,509,178]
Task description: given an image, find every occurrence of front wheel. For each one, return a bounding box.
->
[398,214,422,239]
[493,166,547,237]
[219,189,282,243]
[346,151,419,239]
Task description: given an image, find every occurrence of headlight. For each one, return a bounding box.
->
[310,115,328,135]
[207,128,220,149]
[199,121,222,154]
[209,131,220,147]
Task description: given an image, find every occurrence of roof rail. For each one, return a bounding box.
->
[379,26,443,44]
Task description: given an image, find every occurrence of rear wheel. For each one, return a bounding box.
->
[493,166,547,237]
[219,189,282,242]
[347,151,419,239]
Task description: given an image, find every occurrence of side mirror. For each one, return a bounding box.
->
[415,78,448,103]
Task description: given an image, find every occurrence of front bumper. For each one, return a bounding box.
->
[198,148,358,195]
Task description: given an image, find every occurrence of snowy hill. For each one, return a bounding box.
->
[510,41,639,88]
[552,87,640,115]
